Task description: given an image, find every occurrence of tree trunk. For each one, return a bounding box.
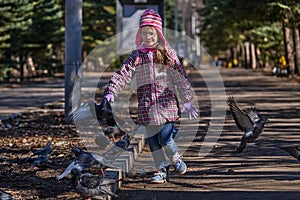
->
[239,45,244,68]
[244,42,250,68]
[283,17,295,77]
[293,27,300,75]
[255,46,261,68]
[19,56,24,82]
[250,43,256,69]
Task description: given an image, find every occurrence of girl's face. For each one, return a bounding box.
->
[140,26,158,47]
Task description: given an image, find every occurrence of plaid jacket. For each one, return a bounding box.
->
[105,48,194,125]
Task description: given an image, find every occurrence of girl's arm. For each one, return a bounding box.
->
[169,50,194,103]
[104,51,137,96]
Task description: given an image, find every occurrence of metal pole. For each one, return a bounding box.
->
[65,0,82,118]
[174,0,178,50]
[182,0,186,36]
[180,0,186,57]
[187,0,192,37]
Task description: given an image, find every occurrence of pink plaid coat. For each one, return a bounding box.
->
[105,48,194,125]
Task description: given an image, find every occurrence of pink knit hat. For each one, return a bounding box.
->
[135,9,168,48]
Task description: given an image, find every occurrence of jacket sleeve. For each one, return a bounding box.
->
[169,49,194,103]
[104,50,137,96]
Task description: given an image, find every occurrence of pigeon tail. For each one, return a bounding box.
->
[280,146,300,161]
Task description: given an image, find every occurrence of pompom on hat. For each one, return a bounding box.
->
[135,9,168,48]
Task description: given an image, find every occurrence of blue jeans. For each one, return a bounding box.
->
[145,122,178,169]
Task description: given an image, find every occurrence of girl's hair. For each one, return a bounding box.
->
[155,44,173,67]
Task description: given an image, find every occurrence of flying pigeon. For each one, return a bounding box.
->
[57,146,117,180]
[71,168,118,199]
[69,98,132,128]
[24,142,52,165]
[280,145,300,161]
[227,96,269,153]
[68,98,115,123]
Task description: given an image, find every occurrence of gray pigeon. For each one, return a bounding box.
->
[102,134,131,162]
[280,146,300,161]
[68,98,115,123]
[103,126,127,142]
[114,134,130,150]
[57,146,117,180]
[69,98,131,129]
[71,168,118,199]
[24,142,52,165]
[227,96,269,153]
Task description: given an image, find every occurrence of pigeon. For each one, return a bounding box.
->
[227,96,269,153]
[57,146,117,180]
[280,145,300,161]
[103,126,126,141]
[24,142,52,165]
[114,134,130,150]
[69,98,131,128]
[71,168,118,199]
[102,134,131,162]
[68,98,115,123]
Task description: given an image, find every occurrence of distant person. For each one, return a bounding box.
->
[233,58,238,67]
[103,9,198,183]
[279,55,287,74]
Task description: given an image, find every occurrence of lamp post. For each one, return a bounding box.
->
[174,0,178,51]
[65,0,82,117]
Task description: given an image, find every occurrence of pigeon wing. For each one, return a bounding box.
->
[227,96,254,132]
[57,161,84,180]
[244,107,260,123]
[69,100,95,121]
[75,152,99,169]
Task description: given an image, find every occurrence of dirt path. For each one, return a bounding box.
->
[113,68,300,200]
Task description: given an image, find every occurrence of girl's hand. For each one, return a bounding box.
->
[181,102,198,120]
[104,94,114,102]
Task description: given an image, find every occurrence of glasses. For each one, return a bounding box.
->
[140,31,157,38]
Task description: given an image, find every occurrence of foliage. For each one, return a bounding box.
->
[0,0,116,82]
[2,0,298,81]
[0,0,64,81]
[199,0,300,60]
[251,23,284,64]
[82,1,115,53]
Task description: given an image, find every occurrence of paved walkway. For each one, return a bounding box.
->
[0,78,65,119]
[0,72,112,119]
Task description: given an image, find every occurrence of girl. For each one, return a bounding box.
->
[104,9,198,183]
